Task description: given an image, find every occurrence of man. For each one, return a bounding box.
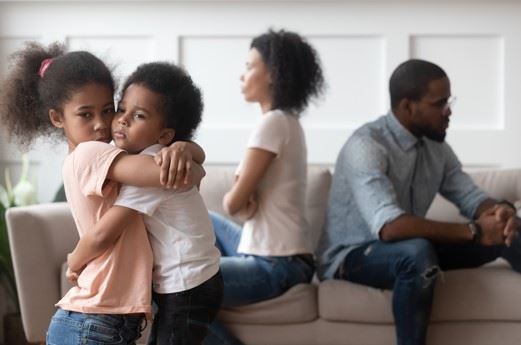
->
[317,59,520,345]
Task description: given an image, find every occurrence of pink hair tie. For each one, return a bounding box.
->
[38,58,53,79]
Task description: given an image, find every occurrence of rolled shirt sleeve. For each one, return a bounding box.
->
[439,144,489,219]
[73,141,125,197]
[248,111,288,156]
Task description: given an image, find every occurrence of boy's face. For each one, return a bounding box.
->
[113,84,173,154]
[48,83,114,152]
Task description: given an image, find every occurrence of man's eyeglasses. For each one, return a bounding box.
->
[419,96,457,113]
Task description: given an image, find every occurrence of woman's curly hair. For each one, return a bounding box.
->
[0,41,115,148]
[120,62,203,142]
[251,29,325,115]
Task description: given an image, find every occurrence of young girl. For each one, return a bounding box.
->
[0,42,204,345]
[68,62,223,345]
[204,29,325,345]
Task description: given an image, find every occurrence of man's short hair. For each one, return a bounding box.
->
[389,59,447,109]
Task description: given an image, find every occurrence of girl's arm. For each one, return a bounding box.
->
[107,154,205,190]
[68,143,205,280]
[223,148,275,216]
[67,206,139,277]
[107,141,205,189]
[154,141,205,189]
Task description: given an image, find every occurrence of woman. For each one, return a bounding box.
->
[205,29,325,345]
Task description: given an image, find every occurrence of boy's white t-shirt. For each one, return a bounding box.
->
[114,144,220,294]
[237,109,312,256]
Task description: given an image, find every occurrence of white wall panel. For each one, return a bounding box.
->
[180,36,255,128]
[411,35,503,130]
[304,35,387,129]
[1,1,521,202]
[67,36,155,87]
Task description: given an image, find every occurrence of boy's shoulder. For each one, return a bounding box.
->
[139,144,163,157]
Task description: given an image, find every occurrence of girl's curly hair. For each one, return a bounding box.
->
[251,29,325,115]
[0,41,115,148]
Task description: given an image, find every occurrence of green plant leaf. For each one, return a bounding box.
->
[0,185,9,208]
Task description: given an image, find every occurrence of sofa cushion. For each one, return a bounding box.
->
[318,259,521,323]
[62,270,318,324]
[61,265,319,325]
[219,283,318,324]
[198,166,329,323]
[199,166,241,223]
[200,165,332,251]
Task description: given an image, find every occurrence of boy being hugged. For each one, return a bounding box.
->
[114,62,222,345]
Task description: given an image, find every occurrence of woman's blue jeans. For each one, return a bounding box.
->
[336,235,521,345]
[46,308,144,345]
[203,212,314,345]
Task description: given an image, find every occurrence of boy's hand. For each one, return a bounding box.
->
[155,142,193,189]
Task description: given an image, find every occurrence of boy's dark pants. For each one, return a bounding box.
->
[148,271,223,345]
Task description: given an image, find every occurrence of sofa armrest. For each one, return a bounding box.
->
[6,202,78,342]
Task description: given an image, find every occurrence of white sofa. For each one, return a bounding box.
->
[6,166,521,345]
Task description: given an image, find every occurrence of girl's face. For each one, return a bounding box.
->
[240,48,272,109]
[48,83,115,152]
[112,84,174,154]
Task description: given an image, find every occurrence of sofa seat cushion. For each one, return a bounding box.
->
[319,259,521,323]
[61,268,318,325]
[219,283,318,324]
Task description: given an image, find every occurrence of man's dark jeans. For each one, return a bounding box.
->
[148,271,223,345]
[336,234,521,345]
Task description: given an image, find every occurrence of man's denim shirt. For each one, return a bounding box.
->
[317,112,489,280]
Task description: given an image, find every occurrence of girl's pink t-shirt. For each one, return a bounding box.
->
[56,141,153,316]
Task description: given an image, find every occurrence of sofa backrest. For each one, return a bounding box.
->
[199,165,333,251]
[427,168,521,222]
[200,167,521,251]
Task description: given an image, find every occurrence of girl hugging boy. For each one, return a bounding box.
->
[0,41,221,345]
[67,62,223,345]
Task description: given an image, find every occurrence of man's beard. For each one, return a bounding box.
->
[423,127,446,142]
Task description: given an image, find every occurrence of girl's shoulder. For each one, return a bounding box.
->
[74,141,119,154]
[71,141,124,166]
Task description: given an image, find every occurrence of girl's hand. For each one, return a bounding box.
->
[155,142,193,189]
[66,267,80,286]
[66,252,83,285]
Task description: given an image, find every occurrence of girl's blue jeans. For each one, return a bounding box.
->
[46,308,144,345]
